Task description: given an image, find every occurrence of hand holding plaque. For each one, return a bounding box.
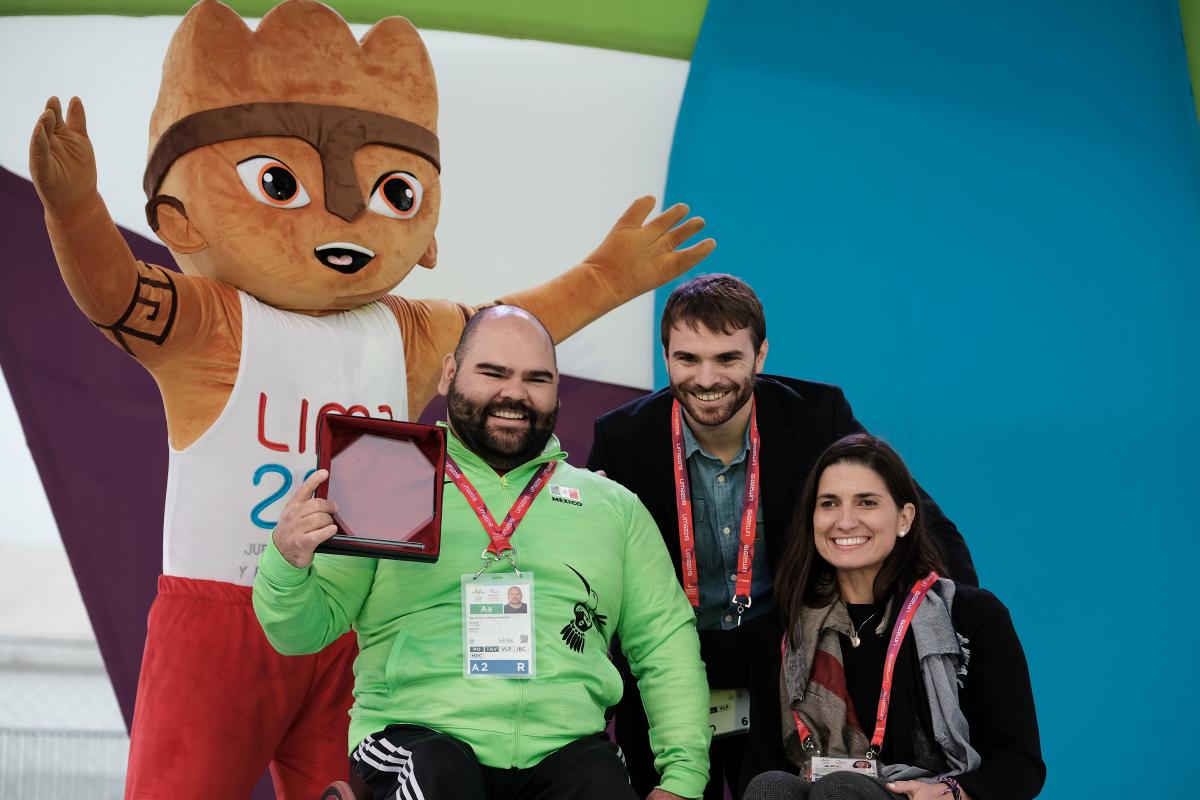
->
[313,414,446,561]
[272,469,339,569]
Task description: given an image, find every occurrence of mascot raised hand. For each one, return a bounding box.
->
[27,1,713,797]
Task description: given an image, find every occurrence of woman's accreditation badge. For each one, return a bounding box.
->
[808,757,879,782]
[462,572,536,678]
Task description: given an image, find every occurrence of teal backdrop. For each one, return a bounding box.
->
[659,1,1200,796]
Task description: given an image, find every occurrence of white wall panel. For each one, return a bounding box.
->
[0,16,688,554]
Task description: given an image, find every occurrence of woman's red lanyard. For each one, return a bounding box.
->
[445,456,557,573]
[783,571,940,757]
[670,399,761,622]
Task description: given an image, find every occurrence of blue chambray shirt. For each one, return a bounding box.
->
[681,421,775,631]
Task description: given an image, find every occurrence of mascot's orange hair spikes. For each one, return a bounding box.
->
[29,1,715,796]
[145,1,441,226]
[148,0,439,139]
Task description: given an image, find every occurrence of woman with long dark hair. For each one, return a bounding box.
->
[745,434,1043,800]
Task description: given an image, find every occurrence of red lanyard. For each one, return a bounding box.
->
[670,399,761,614]
[444,457,557,556]
[783,571,939,757]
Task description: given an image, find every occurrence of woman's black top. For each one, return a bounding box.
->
[839,584,1045,800]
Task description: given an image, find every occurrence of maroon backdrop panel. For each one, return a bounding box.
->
[0,167,169,730]
[0,167,647,746]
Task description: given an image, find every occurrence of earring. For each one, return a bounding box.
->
[898,529,908,538]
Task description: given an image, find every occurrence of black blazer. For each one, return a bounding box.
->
[587,375,978,795]
[587,375,978,588]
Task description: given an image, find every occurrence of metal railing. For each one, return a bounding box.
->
[0,634,128,795]
[0,727,127,796]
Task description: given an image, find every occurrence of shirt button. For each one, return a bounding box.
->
[730,574,737,581]
[717,475,726,484]
[723,526,731,535]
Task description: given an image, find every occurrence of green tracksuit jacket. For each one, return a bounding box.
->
[253,430,710,797]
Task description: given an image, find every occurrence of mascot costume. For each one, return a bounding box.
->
[27,1,713,797]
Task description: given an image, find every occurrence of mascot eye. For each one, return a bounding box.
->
[235,156,311,209]
[368,172,423,219]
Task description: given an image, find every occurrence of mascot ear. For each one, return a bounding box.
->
[153,198,209,254]
[417,236,438,270]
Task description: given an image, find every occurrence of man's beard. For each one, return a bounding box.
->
[447,383,558,472]
[670,371,756,428]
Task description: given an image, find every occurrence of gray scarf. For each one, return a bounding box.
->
[780,578,981,781]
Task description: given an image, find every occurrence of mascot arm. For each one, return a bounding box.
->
[500,196,715,343]
[32,97,242,450]
[31,97,230,369]
[386,198,714,419]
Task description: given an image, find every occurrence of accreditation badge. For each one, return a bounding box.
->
[462,572,535,678]
[708,687,750,738]
[808,756,879,782]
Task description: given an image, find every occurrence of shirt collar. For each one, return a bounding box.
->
[680,416,751,467]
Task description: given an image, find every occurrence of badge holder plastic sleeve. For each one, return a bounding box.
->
[708,687,751,739]
[461,572,536,679]
[313,413,445,562]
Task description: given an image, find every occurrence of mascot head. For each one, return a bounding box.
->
[143,0,440,313]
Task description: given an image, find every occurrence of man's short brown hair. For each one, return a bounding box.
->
[660,274,766,353]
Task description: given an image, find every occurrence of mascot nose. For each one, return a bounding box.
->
[322,158,367,222]
[314,242,375,274]
[325,187,366,222]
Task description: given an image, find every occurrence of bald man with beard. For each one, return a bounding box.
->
[255,306,712,800]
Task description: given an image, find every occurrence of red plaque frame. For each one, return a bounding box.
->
[314,413,445,562]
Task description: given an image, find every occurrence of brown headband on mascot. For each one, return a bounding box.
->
[28,1,714,797]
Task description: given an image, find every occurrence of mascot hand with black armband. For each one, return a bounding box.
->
[27,1,714,797]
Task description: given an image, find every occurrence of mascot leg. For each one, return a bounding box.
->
[270,633,356,798]
[125,576,353,799]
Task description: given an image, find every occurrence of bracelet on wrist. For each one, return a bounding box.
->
[937,775,962,800]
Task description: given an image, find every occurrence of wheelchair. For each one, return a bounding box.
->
[319,776,369,800]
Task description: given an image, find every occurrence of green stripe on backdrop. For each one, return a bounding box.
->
[1182,0,1200,126]
[0,0,707,59]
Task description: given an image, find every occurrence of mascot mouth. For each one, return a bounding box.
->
[314,242,376,274]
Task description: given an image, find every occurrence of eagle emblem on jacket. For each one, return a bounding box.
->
[560,564,607,653]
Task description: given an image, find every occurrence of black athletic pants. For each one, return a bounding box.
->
[351,725,639,800]
[744,771,901,800]
[616,612,786,799]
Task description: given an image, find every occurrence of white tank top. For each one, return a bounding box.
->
[163,291,408,585]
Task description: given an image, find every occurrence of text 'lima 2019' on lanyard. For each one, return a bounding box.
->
[444,456,557,577]
[671,398,761,623]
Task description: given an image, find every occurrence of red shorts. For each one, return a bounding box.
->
[124,575,356,799]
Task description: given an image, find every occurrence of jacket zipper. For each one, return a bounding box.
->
[511,679,528,766]
[495,471,527,767]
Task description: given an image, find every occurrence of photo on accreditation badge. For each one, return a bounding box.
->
[504,585,529,613]
[461,574,536,678]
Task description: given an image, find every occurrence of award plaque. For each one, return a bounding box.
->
[314,414,445,561]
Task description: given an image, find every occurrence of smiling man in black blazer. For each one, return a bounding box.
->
[587,274,977,799]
